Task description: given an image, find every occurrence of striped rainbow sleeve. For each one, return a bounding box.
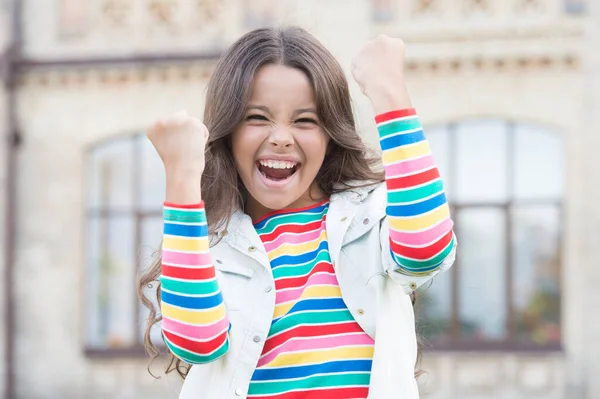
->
[159,201,230,364]
[376,108,455,275]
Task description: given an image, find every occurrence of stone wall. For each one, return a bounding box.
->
[5,0,598,397]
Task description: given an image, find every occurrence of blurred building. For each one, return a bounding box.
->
[0,0,598,398]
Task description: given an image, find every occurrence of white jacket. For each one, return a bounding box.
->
[178,182,456,399]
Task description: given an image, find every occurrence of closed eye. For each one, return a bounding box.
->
[295,118,318,124]
[247,114,269,121]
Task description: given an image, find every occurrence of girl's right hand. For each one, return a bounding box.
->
[146,110,209,178]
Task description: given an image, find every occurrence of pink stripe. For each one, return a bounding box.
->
[263,227,324,252]
[257,333,374,367]
[162,316,229,340]
[162,250,212,266]
[276,273,338,304]
[389,218,454,246]
[384,154,435,176]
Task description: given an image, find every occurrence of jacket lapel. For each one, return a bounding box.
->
[222,210,271,272]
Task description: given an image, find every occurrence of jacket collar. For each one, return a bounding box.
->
[215,180,380,236]
[211,180,381,268]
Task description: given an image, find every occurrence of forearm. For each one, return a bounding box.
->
[365,81,412,115]
[160,200,229,363]
[370,91,454,274]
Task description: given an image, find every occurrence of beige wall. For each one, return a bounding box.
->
[13,67,215,398]
[0,89,8,399]
[579,1,600,397]
[5,0,598,398]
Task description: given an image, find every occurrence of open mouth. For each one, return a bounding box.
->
[256,160,300,182]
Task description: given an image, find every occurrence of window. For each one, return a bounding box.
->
[564,0,586,15]
[85,133,165,354]
[59,0,90,38]
[416,120,563,350]
[372,0,395,22]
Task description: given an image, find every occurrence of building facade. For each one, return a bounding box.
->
[0,0,598,398]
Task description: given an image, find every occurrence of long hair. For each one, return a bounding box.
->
[137,26,416,379]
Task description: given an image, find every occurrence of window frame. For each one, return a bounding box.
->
[83,132,165,358]
[419,120,564,352]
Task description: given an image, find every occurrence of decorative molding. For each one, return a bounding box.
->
[14,53,580,89]
[404,54,580,74]
[100,0,132,30]
[464,0,491,16]
[16,63,215,88]
[55,0,226,45]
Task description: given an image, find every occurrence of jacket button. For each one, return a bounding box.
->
[409,282,418,290]
[341,216,348,222]
[248,246,257,252]
[215,259,223,264]
[265,286,272,293]
[235,388,243,396]
[357,308,365,315]
[363,218,370,225]
[253,335,261,343]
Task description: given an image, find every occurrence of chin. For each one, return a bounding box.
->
[251,190,303,211]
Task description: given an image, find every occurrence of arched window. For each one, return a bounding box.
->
[417,120,564,350]
[85,133,165,353]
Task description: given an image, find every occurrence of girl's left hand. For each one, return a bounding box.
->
[351,35,406,96]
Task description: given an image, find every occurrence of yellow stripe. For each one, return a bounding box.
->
[382,141,431,164]
[267,346,374,367]
[273,285,342,318]
[162,303,225,324]
[163,236,208,252]
[389,206,450,231]
[267,230,328,261]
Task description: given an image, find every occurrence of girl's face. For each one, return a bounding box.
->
[231,64,330,220]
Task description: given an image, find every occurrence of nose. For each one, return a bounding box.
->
[268,125,294,148]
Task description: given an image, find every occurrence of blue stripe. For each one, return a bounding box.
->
[161,290,223,310]
[386,193,447,217]
[164,222,208,237]
[254,203,329,230]
[251,359,373,381]
[380,129,426,151]
[270,240,330,268]
[289,297,346,313]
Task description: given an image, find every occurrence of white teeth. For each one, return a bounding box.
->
[259,160,298,169]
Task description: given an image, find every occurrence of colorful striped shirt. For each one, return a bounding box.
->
[377,108,455,274]
[159,109,455,394]
[160,203,230,363]
[247,201,374,399]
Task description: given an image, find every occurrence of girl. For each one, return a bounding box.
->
[139,26,456,399]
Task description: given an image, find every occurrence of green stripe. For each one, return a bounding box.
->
[164,208,206,224]
[248,372,370,395]
[269,309,354,337]
[377,118,422,138]
[160,276,219,295]
[393,237,455,271]
[271,250,331,279]
[165,337,229,364]
[256,209,327,235]
[387,180,444,204]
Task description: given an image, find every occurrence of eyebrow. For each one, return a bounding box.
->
[293,108,318,117]
[246,105,318,117]
[247,105,270,113]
